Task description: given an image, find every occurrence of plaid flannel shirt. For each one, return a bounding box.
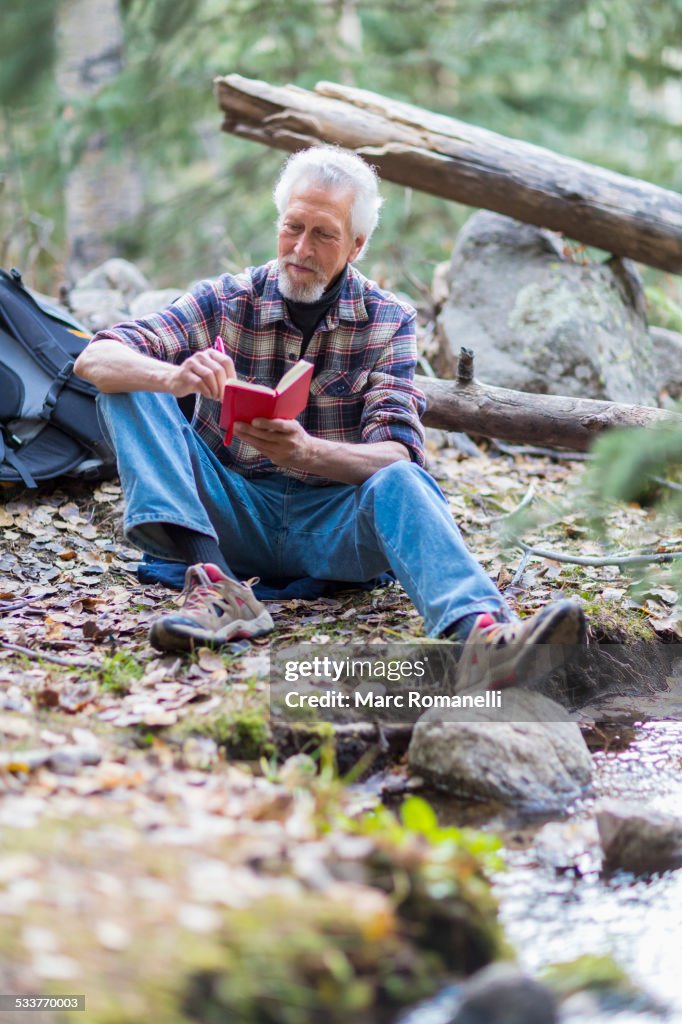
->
[94,261,426,485]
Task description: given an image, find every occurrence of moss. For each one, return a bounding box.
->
[178,814,506,1023]
[180,896,411,1024]
[0,790,506,1024]
[96,651,145,696]
[581,599,657,644]
[185,708,273,760]
[541,953,635,998]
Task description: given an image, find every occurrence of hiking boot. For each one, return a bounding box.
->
[456,599,586,692]
[149,563,274,653]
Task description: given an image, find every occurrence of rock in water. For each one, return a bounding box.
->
[437,211,658,405]
[451,963,558,1024]
[408,691,593,813]
[534,818,600,876]
[596,799,682,875]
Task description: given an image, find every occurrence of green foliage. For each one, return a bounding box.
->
[583,421,682,510]
[401,795,503,863]
[97,651,145,695]
[354,795,505,874]
[577,597,658,643]
[189,707,272,759]
[0,0,57,106]
[585,421,682,595]
[179,891,433,1024]
[504,413,682,603]
[541,953,635,998]
[646,286,682,333]
[3,0,682,291]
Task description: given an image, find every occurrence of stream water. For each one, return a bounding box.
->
[399,720,682,1024]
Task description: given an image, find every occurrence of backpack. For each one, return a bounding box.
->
[0,267,115,489]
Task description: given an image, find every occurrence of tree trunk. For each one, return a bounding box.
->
[214,74,682,274]
[417,374,682,451]
[55,0,143,281]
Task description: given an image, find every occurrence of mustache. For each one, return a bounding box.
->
[280,256,325,275]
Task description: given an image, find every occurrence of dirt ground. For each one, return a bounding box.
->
[1,433,680,1022]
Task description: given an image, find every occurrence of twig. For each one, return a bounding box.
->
[0,596,44,612]
[491,439,592,461]
[397,261,432,301]
[0,639,100,670]
[488,482,536,522]
[652,476,682,493]
[457,347,475,383]
[416,353,437,377]
[517,543,682,567]
[509,549,532,587]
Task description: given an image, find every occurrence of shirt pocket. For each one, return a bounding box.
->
[309,369,370,399]
[306,369,370,439]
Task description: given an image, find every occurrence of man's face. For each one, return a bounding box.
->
[277,182,366,303]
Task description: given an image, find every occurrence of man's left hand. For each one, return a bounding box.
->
[233,418,316,469]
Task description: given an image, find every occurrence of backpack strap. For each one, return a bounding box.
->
[0,428,37,488]
[0,270,95,398]
[40,360,76,421]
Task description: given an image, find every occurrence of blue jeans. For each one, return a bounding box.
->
[98,392,509,636]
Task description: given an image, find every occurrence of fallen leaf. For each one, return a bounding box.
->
[197,649,226,673]
[0,714,33,738]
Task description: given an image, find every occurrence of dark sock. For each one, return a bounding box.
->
[441,612,481,642]
[164,525,234,578]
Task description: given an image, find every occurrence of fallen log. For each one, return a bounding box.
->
[214,74,682,274]
[418,351,682,450]
[271,721,413,776]
[417,368,682,451]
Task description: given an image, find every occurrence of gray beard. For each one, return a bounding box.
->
[277,263,326,304]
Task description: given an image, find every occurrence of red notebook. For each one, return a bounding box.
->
[219,359,314,445]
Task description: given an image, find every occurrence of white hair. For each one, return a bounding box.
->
[273,145,383,258]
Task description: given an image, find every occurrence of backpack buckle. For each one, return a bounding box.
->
[40,360,75,420]
[0,424,22,448]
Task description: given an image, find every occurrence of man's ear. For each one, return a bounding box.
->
[350,235,366,262]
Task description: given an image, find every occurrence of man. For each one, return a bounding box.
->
[75,145,585,688]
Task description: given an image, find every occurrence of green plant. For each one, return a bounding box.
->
[542,953,635,998]
[190,709,272,760]
[645,286,682,333]
[97,651,145,696]
[353,795,504,874]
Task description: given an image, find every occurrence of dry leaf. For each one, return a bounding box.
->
[197,649,226,673]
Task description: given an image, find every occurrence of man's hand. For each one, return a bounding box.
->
[75,339,236,398]
[233,418,315,469]
[169,350,236,400]
[232,418,411,485]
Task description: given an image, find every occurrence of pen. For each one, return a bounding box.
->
[214,335,225,354]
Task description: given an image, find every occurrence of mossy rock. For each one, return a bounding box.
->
[0,797,507,1024]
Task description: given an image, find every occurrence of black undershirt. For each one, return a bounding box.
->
[285,265,347,356]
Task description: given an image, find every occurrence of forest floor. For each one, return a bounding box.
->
[1,432,681,1022]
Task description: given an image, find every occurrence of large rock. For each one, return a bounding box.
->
[649,325,682,401]
[437,211,658,405]
[408,691,593,813]
[66,288,128,332]
[74,257,150,301]
[451,963,558,1024]
[596,799,682,875]
[129,288,183,319]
